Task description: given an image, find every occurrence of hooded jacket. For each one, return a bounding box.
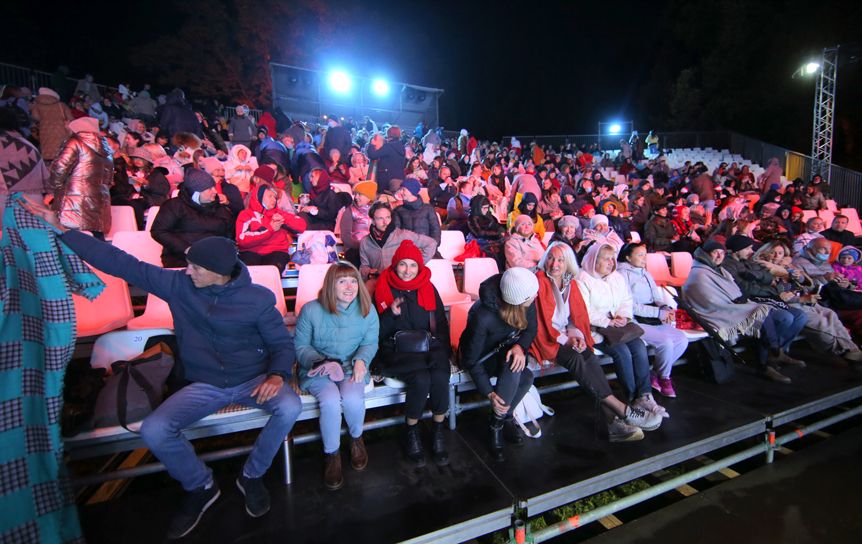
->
[30,94,74,160]
[158,89,202,138]
[151,185,235,267]
[576,244,634,342]
[458,274,538,397]
[366,138,406,191]
[49,131,114,232]
[393,197,441,244]
[225,144,259,194]
[236,186,307,255]
[60,229,293,385]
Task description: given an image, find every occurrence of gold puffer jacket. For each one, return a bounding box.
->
[49,132,114,232]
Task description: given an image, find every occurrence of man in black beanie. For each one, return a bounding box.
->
[24,199,300,539]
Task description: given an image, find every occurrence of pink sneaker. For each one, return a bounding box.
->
[658,377,677,398]
[650,373,661,393]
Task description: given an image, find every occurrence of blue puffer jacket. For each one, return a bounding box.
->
[60,230,294,387]
[294,299,379,389]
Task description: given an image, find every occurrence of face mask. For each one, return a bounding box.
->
[815,253,830,262]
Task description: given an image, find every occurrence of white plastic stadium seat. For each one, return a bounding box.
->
[427,259,471,307]
[437,230,466,261]
[111,231,163,267]
[294,263,333,316]
[463,257,499,299]
[106,206,138,240]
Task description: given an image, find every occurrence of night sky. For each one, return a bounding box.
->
[6,0,862,168]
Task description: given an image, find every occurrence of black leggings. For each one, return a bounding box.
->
[555,344,613,401]
[376,349,450,420]
[485,352,534,417]
[238,251,290,274]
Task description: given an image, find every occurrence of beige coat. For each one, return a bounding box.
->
[30,95,74,160]
[49,132,114,232]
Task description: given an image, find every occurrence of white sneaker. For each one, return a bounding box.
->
[634,393,669,419]
[624,405,662,431]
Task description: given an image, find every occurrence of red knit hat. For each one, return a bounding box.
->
[579,204,595,216]
[253,166,276,184]
[391,240,424,269]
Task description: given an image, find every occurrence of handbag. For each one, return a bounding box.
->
[512,385,555,438]
[92,343,175,431]
[596,322,644,346]
[393,311,436,353]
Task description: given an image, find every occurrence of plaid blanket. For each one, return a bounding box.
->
[0,194,104,543]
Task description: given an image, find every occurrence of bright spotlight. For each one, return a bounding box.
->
[371,79,390,97]
[804,62,821,75]
[608,123,622,135]
[328,70,352,94]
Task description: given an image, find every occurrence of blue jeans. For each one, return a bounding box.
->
[599,338,651,400]
[140,375,302,492]
[759,307,808,362]
[304,379,367,454]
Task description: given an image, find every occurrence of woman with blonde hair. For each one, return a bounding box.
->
[295,262,380,490]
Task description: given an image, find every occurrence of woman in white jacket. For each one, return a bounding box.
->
[617,243,688,399]
[577,243,667,417]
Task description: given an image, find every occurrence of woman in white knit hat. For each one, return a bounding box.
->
[458,267,539,462]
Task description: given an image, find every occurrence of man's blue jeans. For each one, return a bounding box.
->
[140,375,302,492]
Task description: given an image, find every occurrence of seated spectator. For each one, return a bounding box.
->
[325,148,350,183]
[834,246,862,287]
[537,185,563,223]
[468,194,507,267]
[151,168,235,268]
[111,146,171,228]
[532,243,661,441]
[793,237,862,312]
[580,214,624,257]
[683,241,806,383]
[295,262,379,490]
[559,186,579,217]
[507,192,545,241]
[445,180,476,233]
[236,185,306,274]
[372,241,451,466]
[458,268,538,461]
[577,244,667,416]
[366,127,406,193]
[617,243,688,398]
[644,202,677,253]
[800,183,827,210]
[359,202,437,283]
[225,144,258,195]
[302,166,350,231]
[669,205,701,252]
[505,215,545,271]
[752,241,862,362]
[792,216,825,255]
[394,178,441,245]
[348,151,371,185]
[821,215,862,247]
[549,214,585,256]
[428,165,457,216]
[201,157,244,219]
[339,181,376,266]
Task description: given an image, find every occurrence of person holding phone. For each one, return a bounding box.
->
[458,268,538,462]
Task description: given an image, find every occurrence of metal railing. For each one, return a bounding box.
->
[1,61,114,101]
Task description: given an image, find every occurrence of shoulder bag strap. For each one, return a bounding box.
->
[116,360,162,433]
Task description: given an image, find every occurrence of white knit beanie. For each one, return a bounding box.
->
[500,268,539,305]
[590,214,609,229]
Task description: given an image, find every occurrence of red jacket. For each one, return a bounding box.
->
[530,270,594,363]
[236,187,306,255]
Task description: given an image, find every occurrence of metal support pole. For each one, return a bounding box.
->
[765,429,775,464]
[448,385,458,430]
[282,434,294,485]
[811,46,839,182]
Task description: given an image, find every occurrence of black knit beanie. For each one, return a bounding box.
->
[186,237,238,276]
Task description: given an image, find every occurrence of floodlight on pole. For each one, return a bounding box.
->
[804,62,821,75]
[608,123,622,135]
[327,70,352,94]
[371,79,390,97]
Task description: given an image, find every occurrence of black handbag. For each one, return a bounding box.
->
[596,322,644,346]
[393,311,437,353]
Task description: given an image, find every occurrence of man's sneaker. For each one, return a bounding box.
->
[607,417,644,442]
[624,405,662,431]
[633,393,670,419]
[236,474,270,518]
[167,481,221,540]
[761,365,792,384]
[657,377,677,398]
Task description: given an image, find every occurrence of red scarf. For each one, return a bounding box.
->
[374,266,436,314]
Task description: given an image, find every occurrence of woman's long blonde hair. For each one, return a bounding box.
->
[317,262,372,316]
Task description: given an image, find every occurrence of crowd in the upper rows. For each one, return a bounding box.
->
[6,79,862,539]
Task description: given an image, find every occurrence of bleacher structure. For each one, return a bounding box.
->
[57,150,862,541]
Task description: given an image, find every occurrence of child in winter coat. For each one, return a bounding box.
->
[834,246,862,287]
[236,185,306,273]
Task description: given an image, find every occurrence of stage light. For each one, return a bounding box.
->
[608,123,622,135]
[328,70,352,94]
[804,62,821,75]
[371,79,390,97]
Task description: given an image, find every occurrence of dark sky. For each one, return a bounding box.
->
[6,1,862,166]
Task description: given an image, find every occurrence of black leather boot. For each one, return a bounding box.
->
[431,421,449,466]
[503,416,525,446]
[489,415,505,462]
[405,424,426,467]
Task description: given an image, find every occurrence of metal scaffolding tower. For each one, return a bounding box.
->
[811,46,839,180]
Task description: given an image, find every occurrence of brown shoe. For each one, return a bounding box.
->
[323,452,343,490]
[349,437,368,471]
